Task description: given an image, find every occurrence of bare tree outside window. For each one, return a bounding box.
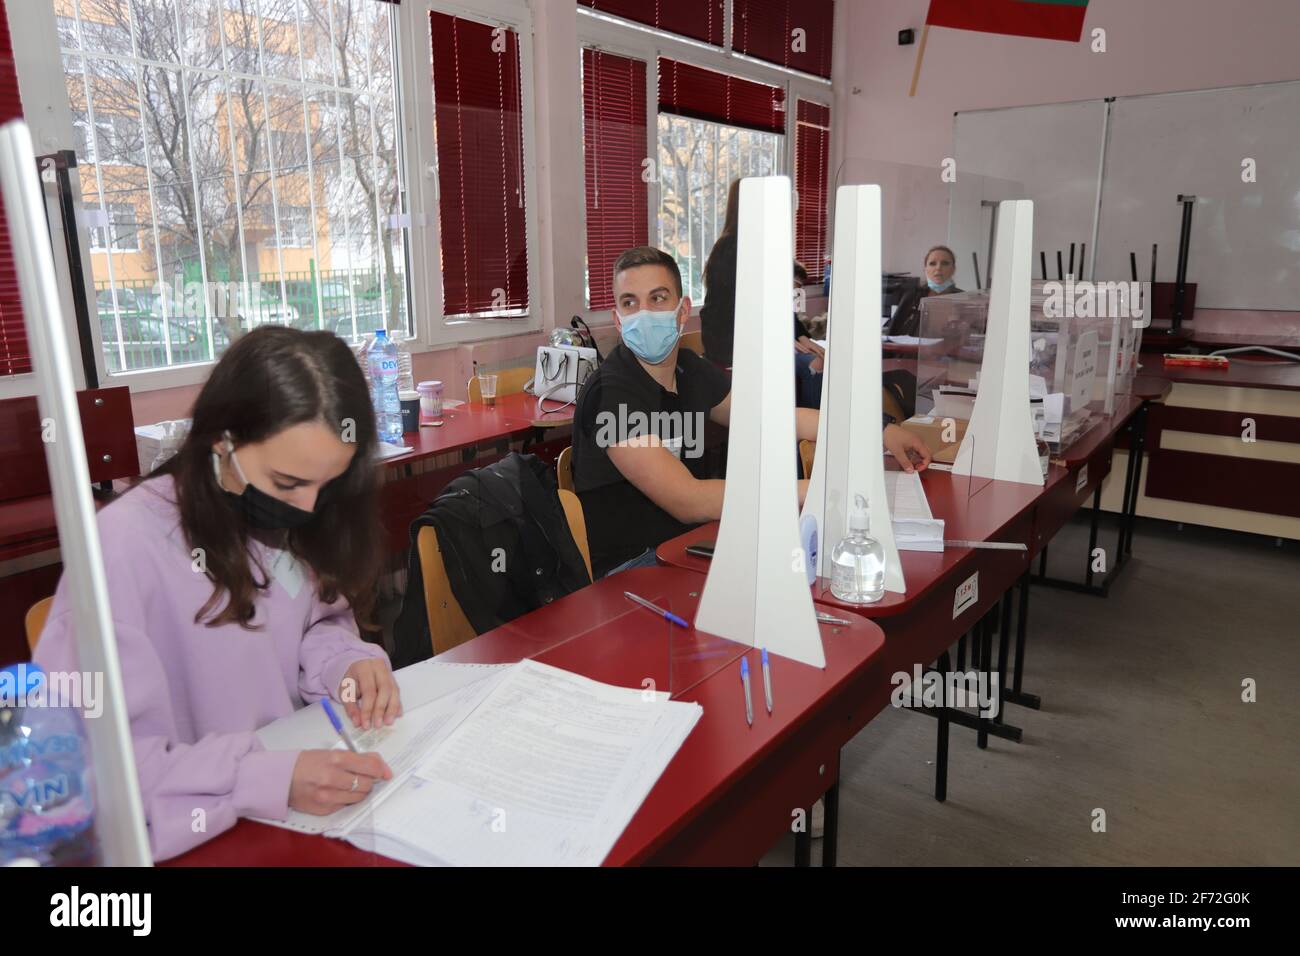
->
[656,113,782,301]
[56,0,409,374]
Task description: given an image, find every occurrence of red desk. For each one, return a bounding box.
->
[657,469,1043,793]
[169,565,886,867]
[378,393,574,553]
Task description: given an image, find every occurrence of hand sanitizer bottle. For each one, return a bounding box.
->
[830,494,886,604]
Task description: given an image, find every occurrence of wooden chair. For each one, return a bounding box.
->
[558,488,593,580]
[556,446,575,492]
[415,526,477,656]
[416,488,593,656]
[468,366,533,403]
[679,329,705,356]
[799,440,815,480]
[25,596,53,651]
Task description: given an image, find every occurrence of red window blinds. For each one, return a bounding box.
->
[733,0,835,79]
[430,12,529,317]
[579,1,725,47]
[794,100,830,282]
[582,50,648,311]
[0,0,30,377]
[657,58,785,136]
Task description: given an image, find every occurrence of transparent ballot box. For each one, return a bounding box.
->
[907,284,1144,454]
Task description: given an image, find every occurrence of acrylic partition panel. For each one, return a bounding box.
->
[805,184,906,597]
[0,120,152,866]
[952,200,1044,488]
[694,176,824,669]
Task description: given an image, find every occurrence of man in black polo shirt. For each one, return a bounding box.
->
[573,246,932,578]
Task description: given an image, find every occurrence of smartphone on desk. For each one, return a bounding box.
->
[684,539,716,560]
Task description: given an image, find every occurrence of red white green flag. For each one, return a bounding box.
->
[925,0,1090,43]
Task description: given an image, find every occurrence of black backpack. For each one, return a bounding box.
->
[391,453,591,667]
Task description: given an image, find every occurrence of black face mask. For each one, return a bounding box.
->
[213,439,321,530]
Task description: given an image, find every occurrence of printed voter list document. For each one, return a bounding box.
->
[251,661,507,837]
[362,659,702,866]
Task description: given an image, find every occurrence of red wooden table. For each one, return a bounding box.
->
[168,565,886,867]
[656,469,1043,797]
[378,393,574,553]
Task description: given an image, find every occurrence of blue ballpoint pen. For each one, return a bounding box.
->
[321,698,360,753]
[740,658,754,727]
[761,648,773,714]
[624,591,690,628]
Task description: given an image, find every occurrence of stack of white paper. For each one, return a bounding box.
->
[252,661,510,838]
[885,470,945,552]
[252,659,701,867]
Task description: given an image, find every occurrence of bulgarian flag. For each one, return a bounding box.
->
[925,0,1090,43]
[910,1,1089,94]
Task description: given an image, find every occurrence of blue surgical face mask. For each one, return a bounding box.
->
[927,278,955,293]
[619,306,681,364]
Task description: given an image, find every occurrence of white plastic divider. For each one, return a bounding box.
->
[0,120,152,865]
[694,176,825,669]
[802,184,905,594]
[953,199,1045,487]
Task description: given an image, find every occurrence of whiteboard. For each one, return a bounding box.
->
[1095,82,1300,311]
[839,157,950,277]
[953,99,1108,289]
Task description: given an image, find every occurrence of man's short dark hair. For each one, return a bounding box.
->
[612,246,683,298]
[793,260,809,284]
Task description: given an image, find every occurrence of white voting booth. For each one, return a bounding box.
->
[0,120,152,865]
[802,185,906,595]
[952,199,1045,487]
[694,177,825,669]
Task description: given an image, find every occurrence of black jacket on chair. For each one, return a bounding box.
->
[391,453,592,667]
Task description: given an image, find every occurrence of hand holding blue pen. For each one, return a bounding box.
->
[321,698,361,753]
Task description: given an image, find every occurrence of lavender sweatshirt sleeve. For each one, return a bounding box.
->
[297,591,389,704]
[36,591,298,862]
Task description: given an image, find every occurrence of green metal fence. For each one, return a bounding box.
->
[94,268,408,373]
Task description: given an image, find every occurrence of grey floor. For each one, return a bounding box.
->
[762,515,1300,866]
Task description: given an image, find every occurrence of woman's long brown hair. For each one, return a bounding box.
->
[153,326,382,633]
[703,178,743,287]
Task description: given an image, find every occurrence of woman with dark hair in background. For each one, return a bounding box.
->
[700,179,822,368]
[886,244,963,338]
[35,326,401,860]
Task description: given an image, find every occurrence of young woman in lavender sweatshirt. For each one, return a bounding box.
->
[35,326,402,860]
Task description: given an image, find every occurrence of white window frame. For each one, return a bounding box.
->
[7,0,421,395]
[575,3,830,332]
[396,0,543,347]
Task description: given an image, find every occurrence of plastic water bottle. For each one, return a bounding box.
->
[0,663,98,866]
[366,329,403,444]
[389,331,415,393]
[830,494,886,605]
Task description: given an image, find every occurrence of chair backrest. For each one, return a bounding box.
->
[679,329,705,356]
[799,440,816,481]
[557,489,592,581]
[556,446,575,492]
[415,526,478,655]
[468,366,533,403]
[25,596,53,651]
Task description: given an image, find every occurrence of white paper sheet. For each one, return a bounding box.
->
[251,663,507,836]
[398,660,702,866]
[885,470,946,552]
